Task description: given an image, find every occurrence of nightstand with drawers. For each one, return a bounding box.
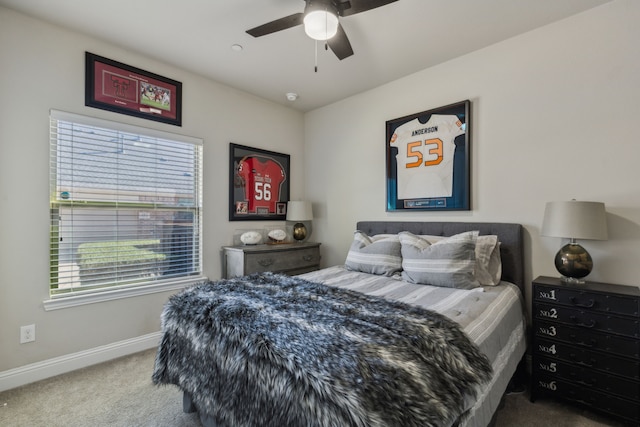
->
[222,242,321,278]
[531,276,640,425]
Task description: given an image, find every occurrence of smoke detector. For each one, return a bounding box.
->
[286,92,298,102]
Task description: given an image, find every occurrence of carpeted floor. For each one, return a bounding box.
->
[0,349,627,426]
[496,389,626,427]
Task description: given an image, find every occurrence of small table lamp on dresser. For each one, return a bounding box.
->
[541,199,608,284]
[287,201,313,242]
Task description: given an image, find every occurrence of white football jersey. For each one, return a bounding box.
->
[390,115,465,199]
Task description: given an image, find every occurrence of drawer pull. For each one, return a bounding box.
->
[302,255,313,262]
[569,297,595,308]
[575,379,596,388]
[258,259,275,267]
[573,358,595,368]
[570,316,596,328]
[569,335,596,348]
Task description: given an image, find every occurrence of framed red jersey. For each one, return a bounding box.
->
[229,143,290,221]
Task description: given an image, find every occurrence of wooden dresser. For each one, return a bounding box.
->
[222,242,321,278]
[531,276,640,425]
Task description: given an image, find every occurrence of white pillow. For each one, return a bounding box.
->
[420,234,502,286]
[476,237,502,286]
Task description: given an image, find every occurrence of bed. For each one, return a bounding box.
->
[153,221,527,427]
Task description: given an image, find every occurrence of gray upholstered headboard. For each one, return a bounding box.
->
[356,221,525,293]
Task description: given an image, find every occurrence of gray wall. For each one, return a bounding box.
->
[304,0,640,308]
[2,0,640,381]
[0,7,304,372]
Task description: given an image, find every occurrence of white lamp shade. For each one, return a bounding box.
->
[541,200,608,240]
[286,201,313,221]
[304,10,339,40]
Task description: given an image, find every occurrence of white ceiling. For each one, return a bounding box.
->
[1,0,611,112]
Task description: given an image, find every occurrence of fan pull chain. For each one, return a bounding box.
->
[314,40,318,72]
[321,7,328,69]
[313,10,331,73]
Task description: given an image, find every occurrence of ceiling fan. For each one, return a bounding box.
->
[246,0,399,60]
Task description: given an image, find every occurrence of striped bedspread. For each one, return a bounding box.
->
[298,265,525,371]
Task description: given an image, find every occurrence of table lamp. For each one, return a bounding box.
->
[286,201,313,242]
[541,200,608,284]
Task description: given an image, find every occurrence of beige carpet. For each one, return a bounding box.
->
[0,349,626,426]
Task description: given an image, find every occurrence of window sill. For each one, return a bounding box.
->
[43,276,207,311]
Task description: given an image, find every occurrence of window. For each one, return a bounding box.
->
[48,110,203,307]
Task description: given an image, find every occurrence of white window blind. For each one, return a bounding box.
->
[49,110,203,297]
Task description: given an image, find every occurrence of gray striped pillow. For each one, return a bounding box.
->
[345,231,402,276]
[421,234,502,286]
[398,231,480,289]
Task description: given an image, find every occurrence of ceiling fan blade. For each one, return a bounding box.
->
[327,23,353,60]
[246,13,304,37]
[340,0,398,17]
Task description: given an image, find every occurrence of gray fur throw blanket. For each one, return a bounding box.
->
[152,272,492,427]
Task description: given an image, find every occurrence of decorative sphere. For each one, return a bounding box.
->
[293,223,307,241]
[554,243,592,279]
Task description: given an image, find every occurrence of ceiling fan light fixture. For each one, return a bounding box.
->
[304,10,339,41]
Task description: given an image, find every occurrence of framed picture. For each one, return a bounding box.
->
[85,52,182,126]
[229,143,290,221]
[386,100,471,211]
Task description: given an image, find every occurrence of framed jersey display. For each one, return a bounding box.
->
[386,100,471,212]
[229,143,290,221]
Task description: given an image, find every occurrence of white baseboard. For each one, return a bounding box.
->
[0,331,161,392]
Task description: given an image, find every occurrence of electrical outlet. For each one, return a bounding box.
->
[20,324,35,344]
